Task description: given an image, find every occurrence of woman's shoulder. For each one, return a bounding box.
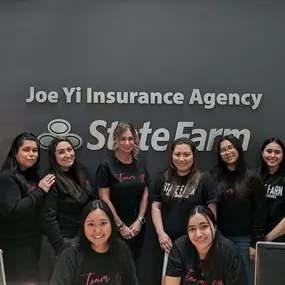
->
[247,167,262,178]
[173,234,193,252]
[0,169,22,185]
[245,168,264,187]
[197,171,217,189]
[60,245,81,260]
[98,155,116,168]
[117,237,131,252]
[0,169,15,179]
[199,170,214,181]
[215,232,241,258]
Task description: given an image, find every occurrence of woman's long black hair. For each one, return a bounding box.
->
[48,137,92,201]
[259,137,285,179]
[187,205,219,281]
[215,134,252,197]
[79,200,129,284]
[188,205,217,249]
[0,132,40,188]
[165,137,201,197]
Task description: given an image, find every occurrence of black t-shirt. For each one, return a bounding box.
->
[262,170,285,241]
[153,172,217,241]
[96,155,148,225]
[213,168,266,247]
[50,240,138,285]
[166,232,248,285]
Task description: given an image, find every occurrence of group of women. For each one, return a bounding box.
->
[0,121,284,285]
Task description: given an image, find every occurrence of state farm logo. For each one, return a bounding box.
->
[38,119,83,150]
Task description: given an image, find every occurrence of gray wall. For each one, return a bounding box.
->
[1,0,284,176]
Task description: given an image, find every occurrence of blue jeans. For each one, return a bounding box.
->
[228,236,254,285]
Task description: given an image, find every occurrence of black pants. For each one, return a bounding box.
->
[1,236,41,285]
[39,235,57,285]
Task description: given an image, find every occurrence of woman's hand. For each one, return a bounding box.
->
[119,226,135,240]
[130,219,142,236]
[39,174,55,193]
[158,231,172,253]
[249,247,256,262]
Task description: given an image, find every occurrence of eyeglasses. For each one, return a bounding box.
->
[220,145,235,155]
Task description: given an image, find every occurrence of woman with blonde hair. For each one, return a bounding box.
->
[97,122,149,264]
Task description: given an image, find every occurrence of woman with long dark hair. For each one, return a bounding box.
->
[50,200,138,285]
[212,134,266,285]
[0,132,55,284]
[164,205,248,285]
[152,137,217,254]
[42,137,95,255]
[258,137,285,242]
[97,122,149,263]
[151,137,217,283]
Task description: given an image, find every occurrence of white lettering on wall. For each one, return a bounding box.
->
[87,120,251,152]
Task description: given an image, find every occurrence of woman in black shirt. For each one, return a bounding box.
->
[151,137,217,284]
[0,132,55,284]
[50,199,138,285]
[165,205,248,285]
[258,137,285,242]
[152,138,217,254]
[97,122,148,263]
[212,134,266,285]
[42,137,95,255]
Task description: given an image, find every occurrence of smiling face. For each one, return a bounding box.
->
[15,140,39,170]
[188,213,215,254]
[219,139,239,168]
[55,141,75,169]
[117,128,135,155]
[84,209,112,253]
[172,144,194,176]
[262,142,284,171]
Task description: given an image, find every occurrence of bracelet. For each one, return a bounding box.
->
[138,216,146,225]
[117,222,125,230]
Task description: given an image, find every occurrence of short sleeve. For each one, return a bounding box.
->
[151,173,165,203]
[96,161,111,188]
[166,242,185,277]
[201,172,218,205]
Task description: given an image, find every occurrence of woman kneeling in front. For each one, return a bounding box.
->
[50,200,138,285]
[164,206,247,285]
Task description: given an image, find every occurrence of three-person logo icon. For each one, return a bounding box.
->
[37,119,83,150]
